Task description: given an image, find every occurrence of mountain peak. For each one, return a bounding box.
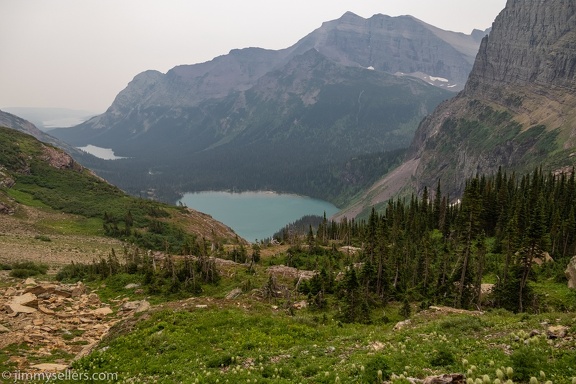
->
[298,12,484,90]
[338,11,362,20]
[51,12,480,204]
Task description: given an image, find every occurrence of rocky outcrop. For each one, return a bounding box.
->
[41,145,82,171]
[0,202,14,215]
[547,324,570,339]
[566,256,576,289]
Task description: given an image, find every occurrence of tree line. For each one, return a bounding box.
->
[296,167,575,314]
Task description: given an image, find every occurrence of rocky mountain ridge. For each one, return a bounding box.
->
[0,109,101,169]
[292,12,487,90]
[0,110,72,152]
[85,11,485,129]
[52,49,450,205]
[337,0,576,219]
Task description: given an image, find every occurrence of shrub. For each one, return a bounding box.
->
[438,316,487,333]
[10,269,36,278]
[302,365,319,378]
[430,346,456,367]
[363,355,391,383]
[206,354,233,368]
[510,346,545,382]
[56,262,96,282]
[8,261,48,278]
[399,298,412,319]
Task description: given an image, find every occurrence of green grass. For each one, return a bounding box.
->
[62,329,86,341]
[0,343,30,369]
[532,280,576,312]
[69,303,576,383]
[6,188,50,208]
[37,216,104,236]
[7,188,104,235]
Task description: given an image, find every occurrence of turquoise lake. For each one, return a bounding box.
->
[178,191,340,242]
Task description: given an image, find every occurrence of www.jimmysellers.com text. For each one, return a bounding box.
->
[2,370,119,382]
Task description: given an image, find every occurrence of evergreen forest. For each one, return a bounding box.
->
[62,167,576,319]
[291,167,576,316]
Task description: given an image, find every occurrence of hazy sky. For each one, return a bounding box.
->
[0,0,507,112]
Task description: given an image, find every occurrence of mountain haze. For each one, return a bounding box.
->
[337,0,576,219]
[58,12,484,142]
[52,12,486,204]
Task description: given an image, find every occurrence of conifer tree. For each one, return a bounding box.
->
[455,177,482,308]
[339,267,362,323]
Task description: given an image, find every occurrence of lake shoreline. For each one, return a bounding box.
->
[178,191,339,242]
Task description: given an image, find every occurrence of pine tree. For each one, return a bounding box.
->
[518,192,548,312]
[455,177,482,308]
[475,231,487,308]
[340,267,362,323]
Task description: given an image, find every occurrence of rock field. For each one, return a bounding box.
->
[0,277,149,373]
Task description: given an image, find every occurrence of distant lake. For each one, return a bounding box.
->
[178,191,340,242]
[77,145,126,160]
[43,117,88,128]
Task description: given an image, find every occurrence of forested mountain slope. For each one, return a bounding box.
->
[51,12,485,204]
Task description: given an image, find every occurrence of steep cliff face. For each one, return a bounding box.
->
[337,0,576,219]
[411,0,576,185]
[465,0,576,93]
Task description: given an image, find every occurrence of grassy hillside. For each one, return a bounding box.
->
[72,303,576,383]
[0,126,242,260]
